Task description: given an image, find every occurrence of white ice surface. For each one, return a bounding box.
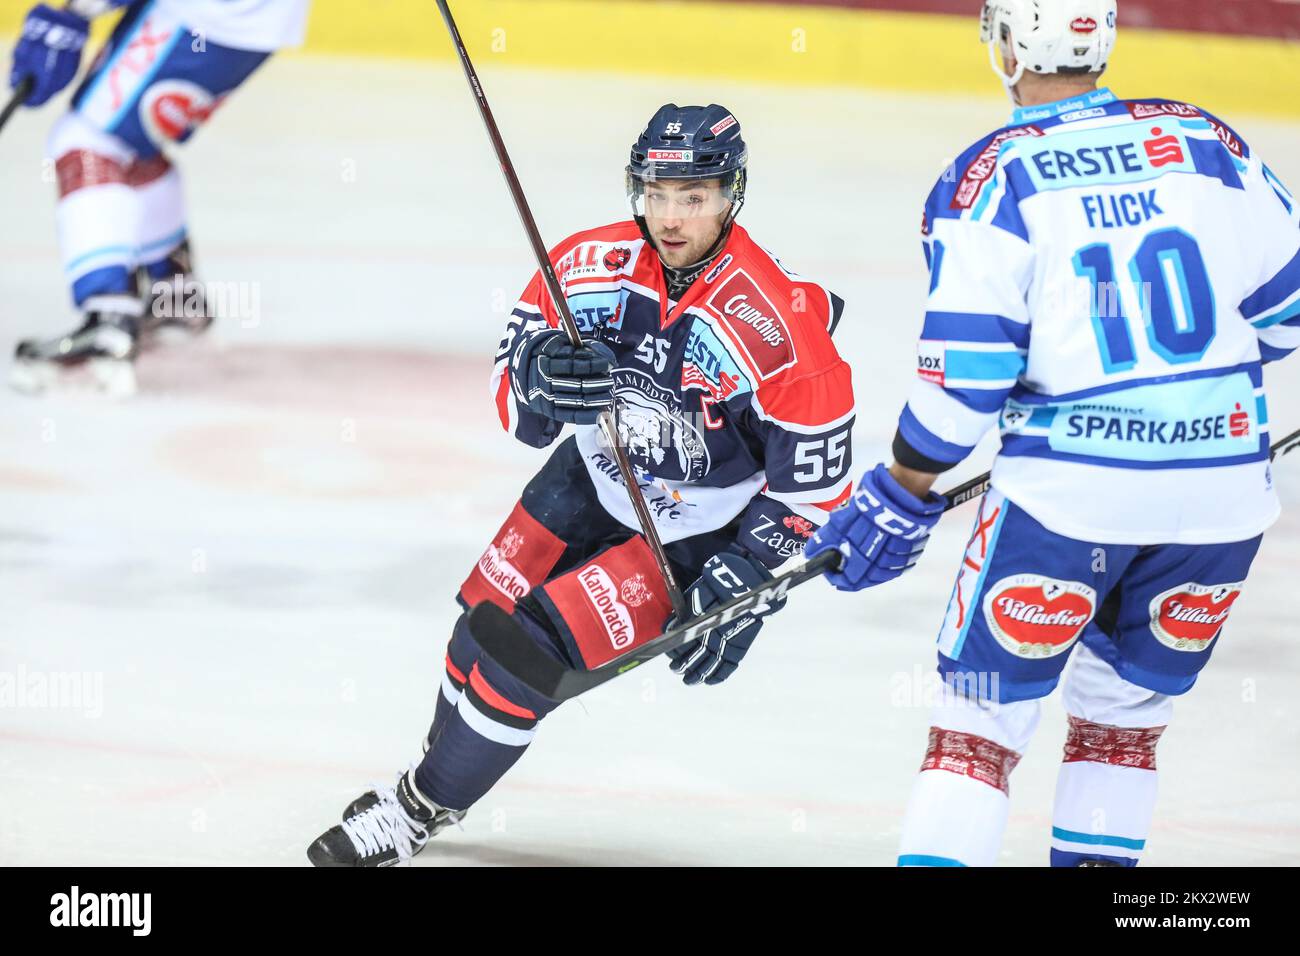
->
[1,57,1298,866]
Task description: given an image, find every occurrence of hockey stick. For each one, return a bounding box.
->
[472,426,1300,701]
[435,0,687,620]
[0,78,34,137]
[468,469,991,701]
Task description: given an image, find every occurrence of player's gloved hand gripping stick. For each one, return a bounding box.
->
[435,0,688,622]
[472,427,1300,701]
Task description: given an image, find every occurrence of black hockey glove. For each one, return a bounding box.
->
[667,548,786,686]
[511,329,616,425]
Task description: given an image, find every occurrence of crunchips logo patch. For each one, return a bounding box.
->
[1071,16,1098,34]
[1149,582,1242,651]
[706,270,795,380]
[1143,127,1185,168]
[983,575,1096,658]
[648,149,693,163]
[578,565,636,649]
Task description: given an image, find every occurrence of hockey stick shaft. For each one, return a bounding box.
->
[0,78,34,136]
[435,0,687,620]
[473,425,1300,699]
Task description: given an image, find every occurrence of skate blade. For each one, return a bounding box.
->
[138,316,215,352]
[9,357,137,398]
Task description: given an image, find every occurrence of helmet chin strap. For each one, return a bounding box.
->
[988,41,1026,104]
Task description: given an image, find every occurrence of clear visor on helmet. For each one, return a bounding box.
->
[628,173,735,220]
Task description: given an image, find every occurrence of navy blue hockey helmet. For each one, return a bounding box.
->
[626,104,748,229]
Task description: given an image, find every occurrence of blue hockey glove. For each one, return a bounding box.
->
[510,329,616,425]
[806,462,946,592]
[9,4,89,108]
[667,548,785,686]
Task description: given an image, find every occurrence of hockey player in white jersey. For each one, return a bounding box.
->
[7,0,311,394]
[807,0,1300,866]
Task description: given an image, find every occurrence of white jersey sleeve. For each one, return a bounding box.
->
[1239,156,1300,364]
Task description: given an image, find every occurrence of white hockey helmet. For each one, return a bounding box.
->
[980,0,1118,90]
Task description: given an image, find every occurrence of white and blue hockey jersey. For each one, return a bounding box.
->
[895,89,1300,544]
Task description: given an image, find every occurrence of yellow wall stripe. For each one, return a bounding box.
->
[1,0,1297,119]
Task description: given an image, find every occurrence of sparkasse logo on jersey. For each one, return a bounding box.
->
[706,270,796,380]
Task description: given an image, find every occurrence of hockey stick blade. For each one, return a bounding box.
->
[0,78,34,137]
[1272,426,1300,461]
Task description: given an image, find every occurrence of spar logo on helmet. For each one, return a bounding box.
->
[1071,17,1099,34]
[141,79,217,144]
[603,247,632,272]
[706,270,796,381]
[983,575,1097,658]
[578,565,635,649]
[648,149,694,163]
[1148,582,1243,652]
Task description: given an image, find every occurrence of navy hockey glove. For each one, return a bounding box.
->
[806,462,946,592]
[667,549,785,686]
[511,329,616,425]
[9,4,89,108]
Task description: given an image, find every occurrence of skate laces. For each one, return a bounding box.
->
[341,780,431,864]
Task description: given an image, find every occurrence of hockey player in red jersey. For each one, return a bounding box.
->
[308,104,857,866]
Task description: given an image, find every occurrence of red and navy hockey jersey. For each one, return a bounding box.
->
[491,220,856,559]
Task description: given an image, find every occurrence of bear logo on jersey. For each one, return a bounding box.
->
[983,575,1097,658]
[613,369,710,481]
[1148,582,1243,652]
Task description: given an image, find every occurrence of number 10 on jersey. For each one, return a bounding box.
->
[1073,226,1217,372]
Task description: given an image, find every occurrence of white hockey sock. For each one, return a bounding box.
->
[897,695,1041,867]
[1053,643,1173,866]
